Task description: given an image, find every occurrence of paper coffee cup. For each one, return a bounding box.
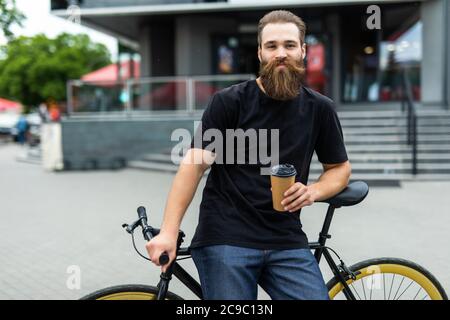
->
[270,164,297,212]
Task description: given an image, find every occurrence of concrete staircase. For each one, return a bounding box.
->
[310,109,450,181]
[128,109,450,181]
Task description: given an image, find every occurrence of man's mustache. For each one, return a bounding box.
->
[262,57,304,72]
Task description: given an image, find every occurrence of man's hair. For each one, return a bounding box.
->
[257,10,306,47]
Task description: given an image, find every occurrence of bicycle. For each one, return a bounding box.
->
[81,181,448,300]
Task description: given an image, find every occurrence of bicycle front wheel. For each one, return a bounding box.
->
[80,284,184,300]
[327,258,448,300]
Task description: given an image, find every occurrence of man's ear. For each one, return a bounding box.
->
[257,47,262,62]
[301,43,307,60]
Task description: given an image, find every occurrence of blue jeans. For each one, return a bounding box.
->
[191,245,329,300]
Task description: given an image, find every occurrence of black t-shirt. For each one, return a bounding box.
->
[189,80,348,250]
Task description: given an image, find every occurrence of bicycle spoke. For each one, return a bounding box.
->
[361,274,367,300]
[393,277,405,300]
[383,273,386,300]
[350,283,362,300]
[413,287,423,300]
[421,294,429,300]
[388,274,396,300]
[396,280,414,300]
[369,275,374,300]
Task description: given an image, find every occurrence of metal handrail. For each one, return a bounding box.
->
[401,68,418,175]
[66,74,255,115]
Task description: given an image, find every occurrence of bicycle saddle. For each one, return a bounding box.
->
[320,181,369,208]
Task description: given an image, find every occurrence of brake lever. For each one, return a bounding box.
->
[122,219,141,234]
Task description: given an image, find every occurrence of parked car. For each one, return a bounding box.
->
[0,112,20,136]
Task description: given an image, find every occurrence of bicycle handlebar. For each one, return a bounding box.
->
[136,206,170,266]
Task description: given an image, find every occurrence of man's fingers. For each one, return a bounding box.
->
[287,195,307,211]
[283,182,305,197]
[281,186,307,206]
[283,183,298,197]
[287,194,314,211]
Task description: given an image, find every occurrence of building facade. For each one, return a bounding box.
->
[51,0,450,109]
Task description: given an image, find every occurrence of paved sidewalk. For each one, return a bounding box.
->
[0,143,449,300]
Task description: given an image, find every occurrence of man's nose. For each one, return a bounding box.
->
[275,47,287,59]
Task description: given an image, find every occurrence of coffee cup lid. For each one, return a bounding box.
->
[270,164,297,177]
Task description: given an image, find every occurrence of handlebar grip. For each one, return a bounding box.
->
[159,252,170,265]
[137,206,147,220]
[137,206,170,266]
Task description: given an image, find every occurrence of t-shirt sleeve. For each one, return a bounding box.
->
[190,92,233,150]
[314,100,348,164]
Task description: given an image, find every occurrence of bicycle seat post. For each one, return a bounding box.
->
[314,204,337,263]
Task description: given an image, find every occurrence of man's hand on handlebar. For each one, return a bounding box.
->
[145,232,178,273]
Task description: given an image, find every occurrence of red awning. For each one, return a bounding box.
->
[0,97,21,112]
[81,60,140,82]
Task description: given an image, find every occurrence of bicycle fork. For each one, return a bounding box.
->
[322,249,357,300]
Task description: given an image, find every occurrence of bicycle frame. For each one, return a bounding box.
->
[156,204,357,300]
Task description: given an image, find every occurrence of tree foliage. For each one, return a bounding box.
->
[0,0,25,41]
[0,33,111,106]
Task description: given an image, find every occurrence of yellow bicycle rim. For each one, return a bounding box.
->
[96,292,157,300]
[329,263,444,300]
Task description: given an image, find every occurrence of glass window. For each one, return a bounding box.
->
[379,20,422,101]
[341,4,421,103]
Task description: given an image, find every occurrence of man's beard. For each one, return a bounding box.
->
[259,57,306,101]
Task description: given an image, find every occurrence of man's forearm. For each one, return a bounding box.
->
[309,162,351,202]
[160,162,205,237]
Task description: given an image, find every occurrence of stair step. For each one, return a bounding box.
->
[346,144,450,152]
[340,119,406,126]
[141,153,177,163]
[137,149,450,164]
[308,173,450,181]
[128,160,178,173]
[337,110,403,118]
[135,154,450,166]
[343,127,450,134]
[131,158,450,171]
[346,153,450,162]
[127,162,450,181]
[340,118,450,127]
[343,134,450,142]
[310,162,450,170]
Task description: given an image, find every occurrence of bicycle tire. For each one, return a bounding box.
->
[80,284,184,300]
[326,257,448,300]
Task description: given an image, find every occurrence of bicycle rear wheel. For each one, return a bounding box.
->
[80,284,184,300]
[327,258,448,300]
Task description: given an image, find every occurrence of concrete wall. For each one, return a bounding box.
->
[139,25,151,77]
[421,0,446,106]
[175,16,238,76]
[60,117,199,170]
[139,22,175,77]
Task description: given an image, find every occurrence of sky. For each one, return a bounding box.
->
[0,0,118,59]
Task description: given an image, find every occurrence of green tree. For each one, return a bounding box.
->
[0,0,25,41]
[0,33,111,107]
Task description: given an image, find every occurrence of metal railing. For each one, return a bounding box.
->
[66,74,255,116]
[401,68,418,175]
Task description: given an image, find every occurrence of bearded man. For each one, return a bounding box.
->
[146,10,351,300]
